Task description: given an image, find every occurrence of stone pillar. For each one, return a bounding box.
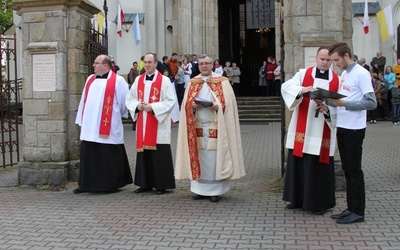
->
[282,0,352,191]
[12,0,100,189]
[283,0,352,79]
[172,0,219,58]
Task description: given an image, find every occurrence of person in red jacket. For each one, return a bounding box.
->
[168,52,179,80]
[265,56,277,96]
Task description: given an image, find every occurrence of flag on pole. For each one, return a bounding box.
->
[376,4,393,42]
[363,0,370,34]
[97,12,105,34]
[133,14,141,45]
[117,1,124,37]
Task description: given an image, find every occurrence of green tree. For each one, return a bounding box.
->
[0,0,13,34]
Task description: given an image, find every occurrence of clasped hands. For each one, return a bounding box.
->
[192,102,219,111]
[137,102,153,112]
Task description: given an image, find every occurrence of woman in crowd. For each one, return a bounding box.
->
[369,73,382,124]
[213,59,223,75]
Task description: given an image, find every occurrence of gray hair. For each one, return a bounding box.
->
[198,54,213,63]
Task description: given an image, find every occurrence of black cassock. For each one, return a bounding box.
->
[78,141,133,192]
[134,144,176,191]
[283,149,336,212]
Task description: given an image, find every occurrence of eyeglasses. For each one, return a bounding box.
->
[93,62,105,65]
[198,62,212,66]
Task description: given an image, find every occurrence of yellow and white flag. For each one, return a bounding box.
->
[376,4,393,42]
[97,12,105,33]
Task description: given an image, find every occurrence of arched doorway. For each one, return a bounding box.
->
[218,0,276,96]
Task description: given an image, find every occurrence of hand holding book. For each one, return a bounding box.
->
[194,97,213,107]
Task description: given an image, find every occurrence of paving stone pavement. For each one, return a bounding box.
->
[0,121,399,250]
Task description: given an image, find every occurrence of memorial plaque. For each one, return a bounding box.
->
[304,47,319,68]
[33,54,56,91]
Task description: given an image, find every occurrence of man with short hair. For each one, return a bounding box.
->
[160,56,172,77]
[328,42,377,224]
[175,54,246,202]
[370,51,386,74]
[126,52,177,195]
[190,54,200,78]
[281,46,339,215]
[74,54,133,194]
[358,58,370,72]
[168,52,179,79]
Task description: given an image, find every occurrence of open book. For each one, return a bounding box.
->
[194,97,213,107]
[305,87,346,100]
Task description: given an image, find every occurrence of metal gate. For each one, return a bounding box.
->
[85,21,108,74]
[0,33,21,168]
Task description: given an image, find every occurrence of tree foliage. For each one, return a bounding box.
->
[0,0,13,34]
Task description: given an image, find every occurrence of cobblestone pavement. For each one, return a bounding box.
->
[0,122,399,250]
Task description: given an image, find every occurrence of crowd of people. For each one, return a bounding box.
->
[258,56,281,96]
[354,51,400,125]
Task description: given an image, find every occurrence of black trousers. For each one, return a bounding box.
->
[176,84,185,108]
[336,127,366,216]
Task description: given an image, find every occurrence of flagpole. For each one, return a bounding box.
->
[103,0,108,39]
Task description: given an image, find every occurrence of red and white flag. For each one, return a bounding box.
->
[363,0,370,34]
[117,1,124,37]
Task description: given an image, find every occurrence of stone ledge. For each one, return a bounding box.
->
[18,161,69,190]
[27,41,58,53]
[301,34,338,47]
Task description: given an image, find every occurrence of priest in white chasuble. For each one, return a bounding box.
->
[126,53,177,195]
[281,46,340,215]
[175,54,245,203]
[74,55,133,194]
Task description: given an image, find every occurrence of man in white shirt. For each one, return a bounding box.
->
[74,55,133,193]
[126,53,177,195]
[328,42,377,224]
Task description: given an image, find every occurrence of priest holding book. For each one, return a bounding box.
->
[175,54,245,202]
[281,46,340,215]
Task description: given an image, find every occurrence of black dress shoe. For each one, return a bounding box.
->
[134,187,152,193]
[286,203,302,209]
[210,196,219,202]
[155,190,166,195]
[192,194,207,200]
[336,212,364,224]
[73,188,84,194]
[314,209,327,215]
[330,209,351,219]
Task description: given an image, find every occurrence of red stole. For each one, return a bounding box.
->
[82,71,117,137]
[184,76,226,180]
[293,67,339,164]
[136,73,163,152]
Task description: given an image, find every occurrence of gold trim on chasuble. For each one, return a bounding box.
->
[184,77,226,180]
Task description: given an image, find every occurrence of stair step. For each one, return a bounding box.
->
[236,96,282,123]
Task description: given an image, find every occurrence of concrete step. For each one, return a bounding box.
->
[237,96,282,123]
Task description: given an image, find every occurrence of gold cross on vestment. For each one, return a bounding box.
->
[104,104,112,115]
[103,117,110,127]
[150,87,159,102]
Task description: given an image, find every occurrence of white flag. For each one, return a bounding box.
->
[117,1,124,37]
[363,0,370,34]
[133,14,141,45]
